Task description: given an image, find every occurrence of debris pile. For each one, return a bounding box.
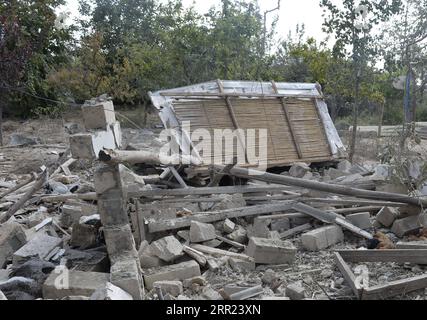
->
[1,96,427,301]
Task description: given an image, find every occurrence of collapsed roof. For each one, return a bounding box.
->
[149,80,346,168]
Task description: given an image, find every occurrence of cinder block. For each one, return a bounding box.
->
[143,260,201,290]
[60,203,97,229]
[246,237,296,264]
[346,212,372,230]
[152,280,183,297]
[110,258,144,300]
[391,214,427,237]
[0,221,27,268]
[190,221,216,243]
[376,207,399,227]
[82,101,116,130]
[13,232,62,266]
[43,269,109,299]
[70,122,121,160]
[301,225,344,251]
[102,224,137,261]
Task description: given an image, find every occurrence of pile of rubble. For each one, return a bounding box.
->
[1,99,427,301]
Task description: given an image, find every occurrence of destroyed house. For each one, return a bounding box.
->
[149,80,346,169]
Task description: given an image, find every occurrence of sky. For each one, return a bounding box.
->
[62,0,329,44]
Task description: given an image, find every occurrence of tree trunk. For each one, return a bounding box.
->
[0,104,3,146]
[349,78,360,163]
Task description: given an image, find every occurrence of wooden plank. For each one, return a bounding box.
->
[219,165,427,207]
[279,223,312,239]
[191,244,254,262]
[362,274,427,300]
[147,201,295,233]
[160,92,321,99]
[337,249,427,264]
[271,80,303,159]
[137,185,298,198]
[334,252,360,298]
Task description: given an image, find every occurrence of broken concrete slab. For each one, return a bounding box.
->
[43,268,109,299]
[246,237,296,265]
[12,233,62,266]
[0,289,6,300]
[301,225,344,251]
[90,282,133,300]
[346,212,372,230]
[102,224,137,263]
[190,221,216,243]
[144,260,201,290]
[376,207,399,227]
[227,225,247,244]
[391,214,427,237]
[0,221,27,268]
[150,236,183,262]
[285,281,305,300]
[110,258,144,300]
[153,280,183,297]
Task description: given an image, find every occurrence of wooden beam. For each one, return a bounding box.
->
[147,201,294,233]
[216,79,248,163]
[337,249,427,264]
[190,244,254,263]
[271,80,303,159]
[362,274,427,300]
[279,223,312,239]
[159,92,321,99]
[218,165,427,207]
[333,252,360,299]
[137,185,298,198]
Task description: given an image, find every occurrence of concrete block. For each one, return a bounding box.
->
[223,219,236,234]
[228,258,256,272]
[289,162,311,178]
[346,212,372,230]
[43,269,109,299]
[102,224,137,261]
[138,240,165,268]
[251,217,270,238]
[150,236,183,262]
[246,237,296,264]
[90,282,133,300]
[301,225,344,251]
[190,221,216,243]
[0,221,27,268]
[60,203,97,229]
[285,281,305,300]
[82,101,116,130]
[70,122,121,160]
[376,207,399,227]
[110,258,144,300]
[70,223,98,249]
[227,225,247,244]
[153,280,183,297]
[13,232,62,266]
[144,260,201,290]
[391,214,427,237]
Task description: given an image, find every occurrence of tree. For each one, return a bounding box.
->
[320,0,402,162]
